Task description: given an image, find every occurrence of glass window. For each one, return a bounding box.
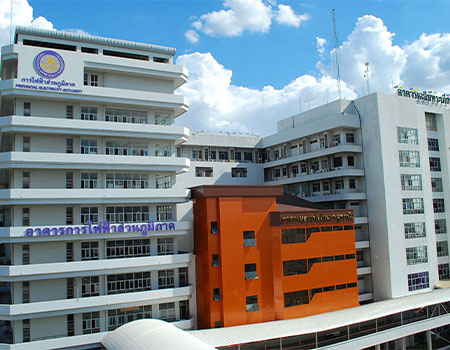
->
[158,270,175,289]
[283,259,307,276]
[107,272,151,294]
[213,288,220,301]
[108,305,152,331]
[408,271,429,291]
[155,113,171,125]
[347,156,355,166]
[81,106,98,120]
[333,156,343,167]
[157,237,174,255]
[106,173,149,189]
[312,183,321,192]
[179,267,188,287]
[80,172,98,189]
[195,167,213,177]
[428,138,439,151]
[397,127,418,144]
[281,228,306,244]
[23,136,30,152]
[23,102,31,116]
[435,219,447,234]
[346,133,354,143]
[105,140,148,156]
[105,108,148,124]
[425,113,437,131]
[105,206,149,223]
[66,105,73,119]
[156,205,172,221]
[244,263,258,280]
[284,290,309,307]
[22,208,30,226]
[66,138,73,153]
[22,171,30,189]
[437,241,449,257]
[430,157,441,171]
[83,312,100,334]
[211,221,219,234]
[401,174,422,191]
[212,254,220,267]
[156,175,172,189]
[66,172,73,189]
[402,198,424,214]
[404,222,426,239]
[232,168,247,178]
[81,242,99,261]
[246,295,259,312]
[80,207,98,224]
[218,151,228,160]
[438,264,449,280]
[433,198,445,213]
[406,246,428,265]
[159,302,175,322]
[106,239,151,259]
[243,231,256,247]
[81,276,100,297]
[179,300,190,320]
[399,151,420,167]
[80,139,98,154]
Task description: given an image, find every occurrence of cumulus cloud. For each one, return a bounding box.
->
[275,4,309,27]
[176,52,356,135]
[0,0,54,47]
[316,36,327,55]
[185,29,199,44]
[185,0,309,43]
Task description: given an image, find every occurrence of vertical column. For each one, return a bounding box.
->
[426,330,432,350]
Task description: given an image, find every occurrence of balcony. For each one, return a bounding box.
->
[0,285,193,320]
[266,167,364,185]
[304,192,367,203]
[0,188,190,205]
[0,152,190,173]
[0,253,193,280]
[0,116,189,143]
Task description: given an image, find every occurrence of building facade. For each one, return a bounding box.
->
[0,27,195,348]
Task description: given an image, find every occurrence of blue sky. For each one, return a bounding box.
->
[2,0,450,134]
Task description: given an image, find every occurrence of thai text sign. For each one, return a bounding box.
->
[280,211,354,225]
[397,88,450,105]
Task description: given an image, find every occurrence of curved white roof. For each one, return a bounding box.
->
[101,319,216,350]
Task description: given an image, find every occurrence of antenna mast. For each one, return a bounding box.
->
[332,8,341,100]
[10,0,13,44]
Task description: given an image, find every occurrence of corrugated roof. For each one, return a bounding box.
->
[190,288,450,347]
[15,26,176,55]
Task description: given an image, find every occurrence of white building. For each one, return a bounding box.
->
[0,26,195,348]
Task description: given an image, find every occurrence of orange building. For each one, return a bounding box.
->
[191,185,359,329]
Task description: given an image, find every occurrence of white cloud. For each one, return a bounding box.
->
[187,0,309,42]
[275,4,309,27]
[176,52,356,135]
[60,28,91,36]
[185,29,199,44]
[316,36,326,55]
[0,0,54,47]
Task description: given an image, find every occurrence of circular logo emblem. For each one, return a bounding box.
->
[33,50,65,79]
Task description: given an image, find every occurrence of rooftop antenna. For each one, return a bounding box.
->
[364,62,370,95]
[332,8,342,100]
[10,0,13,44]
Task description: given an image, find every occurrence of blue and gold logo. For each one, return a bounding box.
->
[33,50,65,79]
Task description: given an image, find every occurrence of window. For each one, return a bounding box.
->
[349,179,356,189]
[192,149,202,160]
[402,198,424,214]
[428,138,439,151]
[157,237,174,255]
[67,278,74,298]
[333,156,343,168]
[83,73,98,86]
[346,133,354,143]
[22,171,30,189]
[312,162,319,172]
[67,314,74,336]
[283,259,307,276]
[66,138,73,153]
[408,271,429,291]
[66,242,73,262]
[81,207,98,224]
[218,151,228,160]
[81,276,99,297]
[244,263,258,280]
[66,105,73,119]
[214,321,222,328]
[275,169,281,178]
[347,156,355,166]
[22,208,30,226]
[66,207,73,225]
[300,163,307,173]
[23,102,31,116]
[438,264,449,280]
[155,175,172,189]
[212,254,220,266]
[81,106,98,120]
[106,173,149,189]
[81,139,98,154]
[437,241,449,257]
[105,140,148,156]
[401,174,422,191]
[246,295,259,312]
[243,231,256,247]
[284,290,309,307]
[213,288,221,301]
[82,312,100,334]
[425,113,437,131]
[179,267,188,287]
[399,151,420,167]
[156,205,172,221]
[209,150,217,160]
[81,172,98,189]
[335,180,344,190]
[66,172,73,189]
[195,167,213,177]
[81,242,99,261]
[244,152,253,161]
[23,319,30,342]
[22,281,29,303]
[430,157,441,171]
[397,127,418,144]
[105,108,148,124]
[282,228,306,244]
[323,181,330,192]
[332,134,341,145]
[22,244,29,264]
[211,221,219,234]
[107,272,151,294]
[312,183,321,192]
[435,219,447,234]
[155,113,170,125]
[106,206,149,223]
[433,198,445,213]
[106,239,150,259]
[180,300,190,320]
[232,168,247,178]
[158,270,175,289]
[431,178,443,192]
[406,246,428,265]
[159,302,175,322]
[404,222,426,239]
[23,136,30,152]
[155,144,171,157]
[108,306,152,331]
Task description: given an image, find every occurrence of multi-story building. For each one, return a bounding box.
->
[0,26,194,348]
